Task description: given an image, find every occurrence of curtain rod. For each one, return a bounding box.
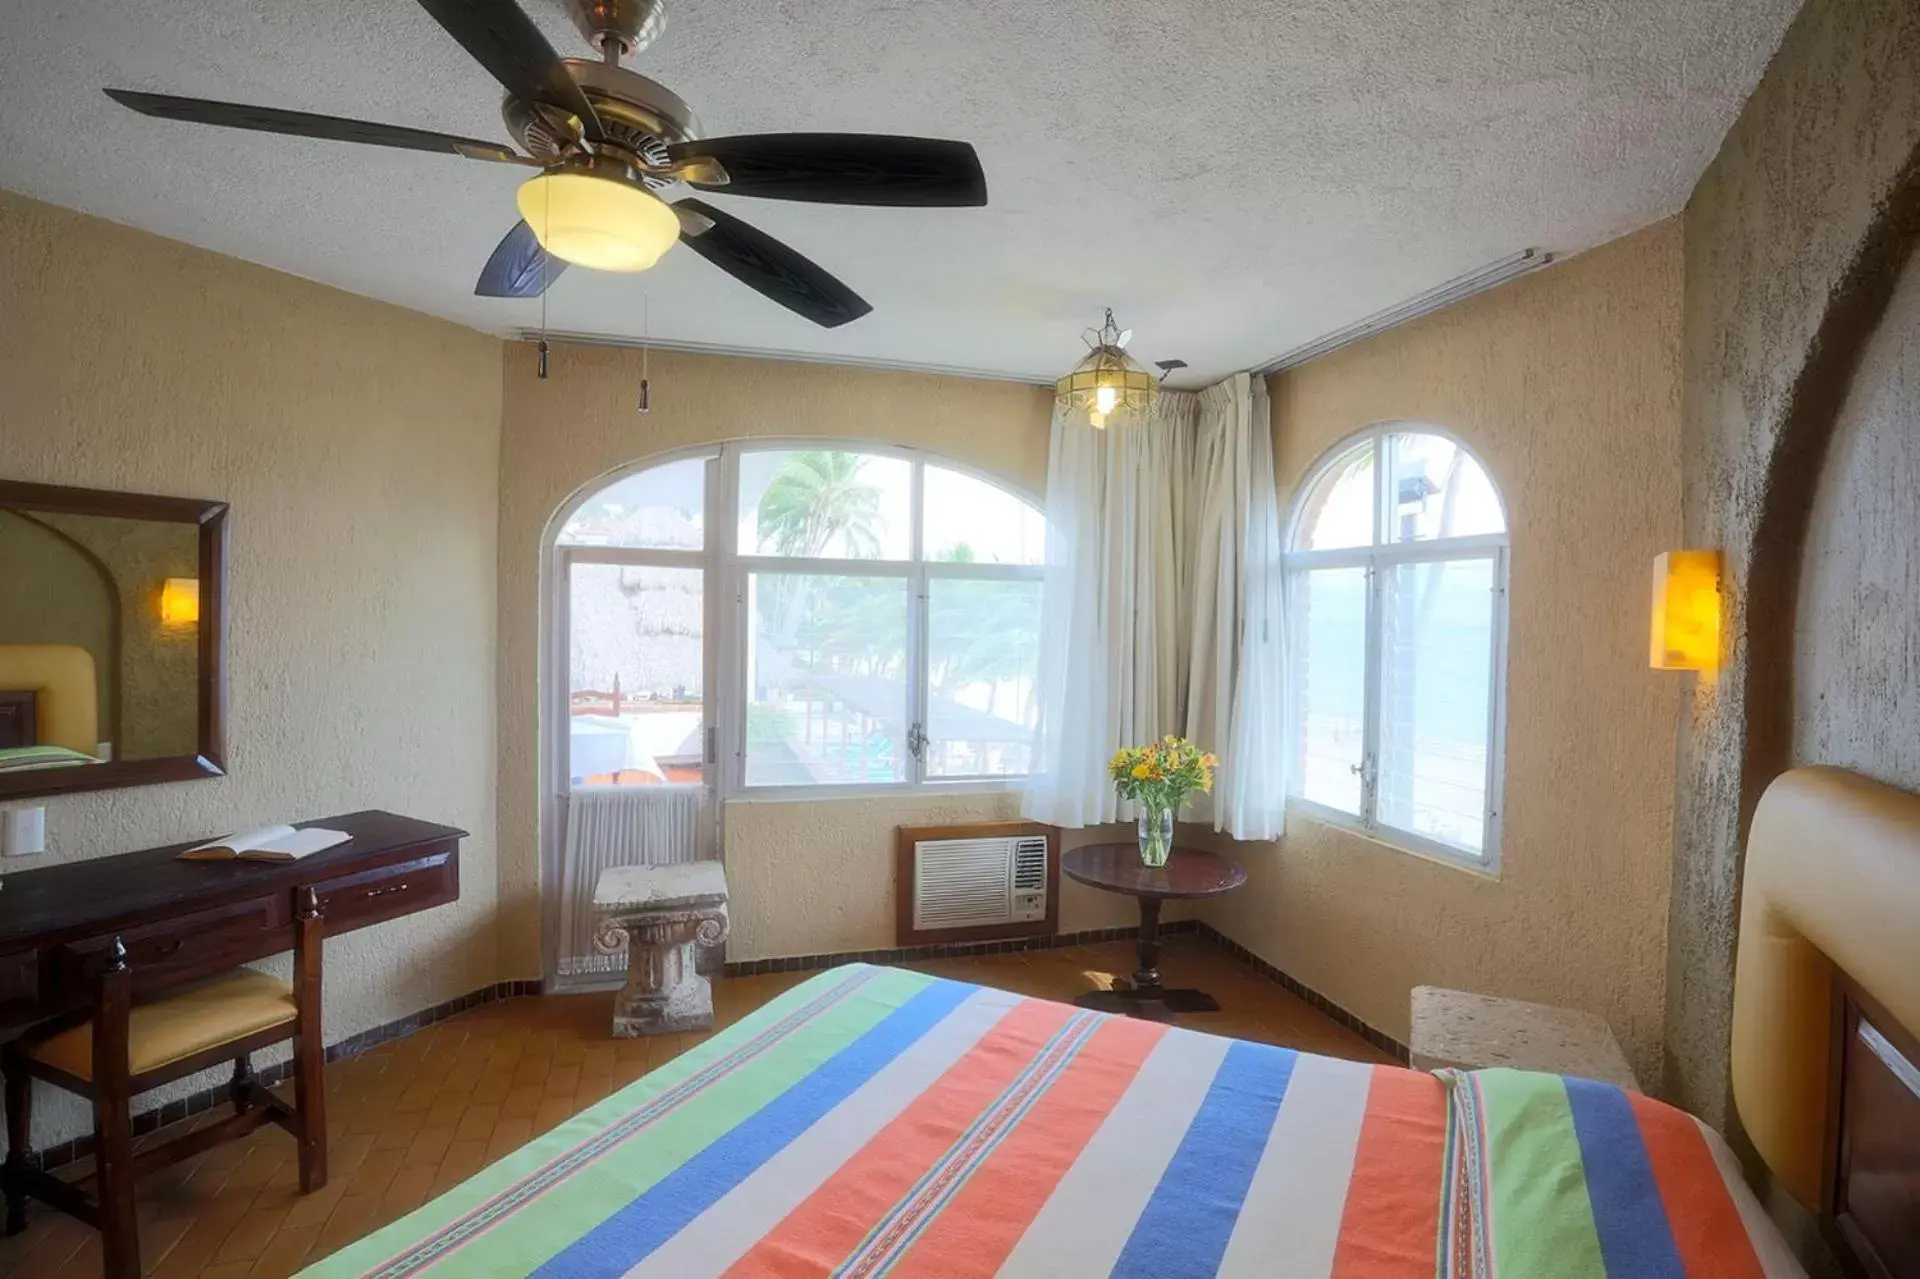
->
[1255,249,1555,375]
[504,328,1051,387]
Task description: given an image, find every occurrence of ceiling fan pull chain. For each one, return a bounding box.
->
[538,177,552,380]
[637,292,651,413]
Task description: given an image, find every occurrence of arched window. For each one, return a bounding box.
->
[551,443,1045,797]
[1284,427,1508,867]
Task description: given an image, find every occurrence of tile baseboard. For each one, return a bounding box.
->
[720,921,1200,976]
[1189,923,1411,1064]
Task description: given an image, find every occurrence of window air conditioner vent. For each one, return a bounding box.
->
[899,824,1054,944]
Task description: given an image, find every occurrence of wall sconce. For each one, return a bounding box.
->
[159,578,200,626]
[1650,551,1720,671]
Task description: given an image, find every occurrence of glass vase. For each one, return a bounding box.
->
[1136,805,1174,868]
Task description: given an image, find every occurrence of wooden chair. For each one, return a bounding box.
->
[1,889,328,1279]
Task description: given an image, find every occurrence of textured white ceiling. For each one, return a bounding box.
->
[0,0,1799,386]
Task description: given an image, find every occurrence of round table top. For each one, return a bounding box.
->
[1060,844,1248,900]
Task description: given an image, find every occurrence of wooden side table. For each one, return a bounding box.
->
[1061,844,1247,1022]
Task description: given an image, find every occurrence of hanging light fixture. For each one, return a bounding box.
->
[1055,309,1159,428]
[517,156,680,274]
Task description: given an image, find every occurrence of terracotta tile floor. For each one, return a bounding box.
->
[0,936,1390,1278]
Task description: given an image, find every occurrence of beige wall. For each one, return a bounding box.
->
[0,192,503,1147]
[496,339,1152,976]
[1206,221,1685,1084]
[1793,248,1920,792]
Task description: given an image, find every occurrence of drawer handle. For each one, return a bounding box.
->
[364,882,410,900]
[154,939,184,957]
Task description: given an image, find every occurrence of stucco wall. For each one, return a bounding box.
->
[1794,249,1920,787]
[1668,0,1920,1130]
[725,795,1146,963]
[0,192,503,1148]
[497,341,1104,975]
[1207,222,1684,1085]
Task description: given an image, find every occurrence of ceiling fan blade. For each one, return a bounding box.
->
[673,199,872,328]
[668,135,987,207]
[475,221,569,298]
[103,89,527,162]
[413,0,604,141]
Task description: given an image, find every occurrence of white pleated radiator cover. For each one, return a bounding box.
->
[556,786,710,979]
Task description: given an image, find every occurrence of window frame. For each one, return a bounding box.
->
[548,439,1045,807]
[1282,424,1510,873]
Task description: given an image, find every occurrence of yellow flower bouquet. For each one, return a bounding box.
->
[1108,736,1217,867]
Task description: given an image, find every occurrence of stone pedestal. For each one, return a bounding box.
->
[1410,986,1639,1089]
[593,862,730,1038]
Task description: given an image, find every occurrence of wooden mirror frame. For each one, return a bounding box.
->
[0,479,228,799]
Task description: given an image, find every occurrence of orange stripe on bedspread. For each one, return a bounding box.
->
[884,1014,1167,1278]
[724,998,1079,1279]
[1330,1066,1448,1279]
[1626,1092,1766,1279]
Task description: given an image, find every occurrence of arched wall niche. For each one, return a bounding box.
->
[1666,0,1920,1143]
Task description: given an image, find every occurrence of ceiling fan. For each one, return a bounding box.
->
[103,0,988,328]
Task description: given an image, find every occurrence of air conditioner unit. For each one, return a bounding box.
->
[897,822,1057,946]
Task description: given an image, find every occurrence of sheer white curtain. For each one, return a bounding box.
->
[1024,391,1198,828]
[1023,372,1289,840]
[1184,374,1289,839]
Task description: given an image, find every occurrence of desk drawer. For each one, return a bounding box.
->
[312,851,456,934]
[56,895,287,996]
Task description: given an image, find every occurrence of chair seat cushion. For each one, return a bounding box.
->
[29,968,297,1081]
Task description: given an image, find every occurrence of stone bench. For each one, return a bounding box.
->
[1410,986,1639,1090]
[593,861,730,1038]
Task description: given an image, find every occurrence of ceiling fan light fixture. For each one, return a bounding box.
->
[1055,309,1158,429]
[516,161,679,272]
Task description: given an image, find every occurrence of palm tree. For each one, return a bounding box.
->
[756,451,884,558]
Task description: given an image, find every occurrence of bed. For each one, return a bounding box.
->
[299,764,1920,1278]
[304,962,1798,1278]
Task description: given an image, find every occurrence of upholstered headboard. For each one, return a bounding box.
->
[1732,766,1920,1217]
[0,644,99,755]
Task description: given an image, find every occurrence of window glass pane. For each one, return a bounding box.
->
[1377,557,1495,854]
[738,450,912,559]
[1386,433,1505,542]
[567,563,704,784]
[926,577,1041,776]
[924,466,1045,565]
[1295,442,1376,550]
[559,456,705,549]
[1290,566,1368,814]
[745,573,908,785]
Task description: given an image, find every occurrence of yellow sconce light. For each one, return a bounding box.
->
[1650,551,1720,672]
[159,578,200,626]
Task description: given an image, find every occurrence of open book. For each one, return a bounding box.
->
[178,824,350,863]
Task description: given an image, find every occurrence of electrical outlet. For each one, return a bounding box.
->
[1,807,46,857]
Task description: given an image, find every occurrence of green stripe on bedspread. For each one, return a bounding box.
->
[303,965,934,1278]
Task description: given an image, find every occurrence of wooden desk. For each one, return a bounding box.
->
[0,811,465,1034]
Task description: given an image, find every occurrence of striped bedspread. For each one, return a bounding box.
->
[303,965,1801,1278]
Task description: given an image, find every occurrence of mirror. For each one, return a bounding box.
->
[0,480,226,799]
